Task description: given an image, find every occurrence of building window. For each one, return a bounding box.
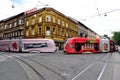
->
[12,32,17,36]
[46,27,50,35]
[66,31,68,37]
[26,30,29,36]
[46,15,50,22]
[34,14,36,18]
[18,19,23,25]
[62,21,64,26]
[58,28,60,35]
[11,32,15,37]
[14,22,17,27]
[4,25,7,29]
[52,27,56,34]
[17,31,20,36]
[21,31,23,35]
[9,24,12,28]
[32,29,35,35]
[58,19,60,24]
[39,28,42,34]
[66,23,68,27]
[14,32,16,36]
[39,16,42,22]
[52,16,55,23]
[26,21,29,26]
[61,28,64,36]
[32,19,35,25]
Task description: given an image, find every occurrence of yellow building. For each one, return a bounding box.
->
[24,7,78,49]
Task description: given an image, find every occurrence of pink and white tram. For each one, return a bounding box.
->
[0,39,57,53]
[0,40,10,51]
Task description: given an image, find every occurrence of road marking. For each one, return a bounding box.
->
[97,60,108,80]
[97,53,112,80]
[71,53,109,80]
[72,63,95,80]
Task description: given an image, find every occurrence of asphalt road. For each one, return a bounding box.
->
[0,51,120,80]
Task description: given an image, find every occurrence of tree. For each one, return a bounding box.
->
[112,31,120,45]
[103,34,110,39]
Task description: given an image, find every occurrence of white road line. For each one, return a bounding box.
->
[71,53,109,80]
[71,63,95,80]
[97,53,111,80]
[97,61,108,80]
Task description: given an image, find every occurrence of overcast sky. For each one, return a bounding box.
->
[0,0,120,37]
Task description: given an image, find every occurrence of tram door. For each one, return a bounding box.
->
[94,43,99,51]
[75,43,81,52]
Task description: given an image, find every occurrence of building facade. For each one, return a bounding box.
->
[2,12,24,39]
[24,7,78,49]
[77,21,88,37]
[68,17,100,38]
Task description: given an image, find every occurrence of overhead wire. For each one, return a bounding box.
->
[91,0,108,36]
[79,0,102,21]
[92,0,101,16]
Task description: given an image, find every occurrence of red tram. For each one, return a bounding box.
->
[64,37,100,54]
[64,37,115,54]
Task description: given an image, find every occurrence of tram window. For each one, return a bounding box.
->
[24,43,48,49]
[41,43,47,47]
[94,43,99,51]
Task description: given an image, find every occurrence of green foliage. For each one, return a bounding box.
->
[112,31,120,45]
[103,34,110,39]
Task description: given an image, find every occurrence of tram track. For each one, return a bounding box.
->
[14,56,46,80]
[15,53,114,80]
[0,52,116,80]
[70,53,112,80]
[0,53,45,80]
[30,52,108,78]
[1,52,109,80]
[12,55,67,80]
[0,53,68,80]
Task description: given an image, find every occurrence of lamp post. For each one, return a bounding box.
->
[11,0,15,8]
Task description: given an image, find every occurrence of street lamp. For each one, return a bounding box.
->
[10,0,15,8]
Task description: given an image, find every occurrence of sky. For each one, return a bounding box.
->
[0,0,120,37]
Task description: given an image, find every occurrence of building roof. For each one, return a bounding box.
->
[68,17,100,36]
[3,12,24,22]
